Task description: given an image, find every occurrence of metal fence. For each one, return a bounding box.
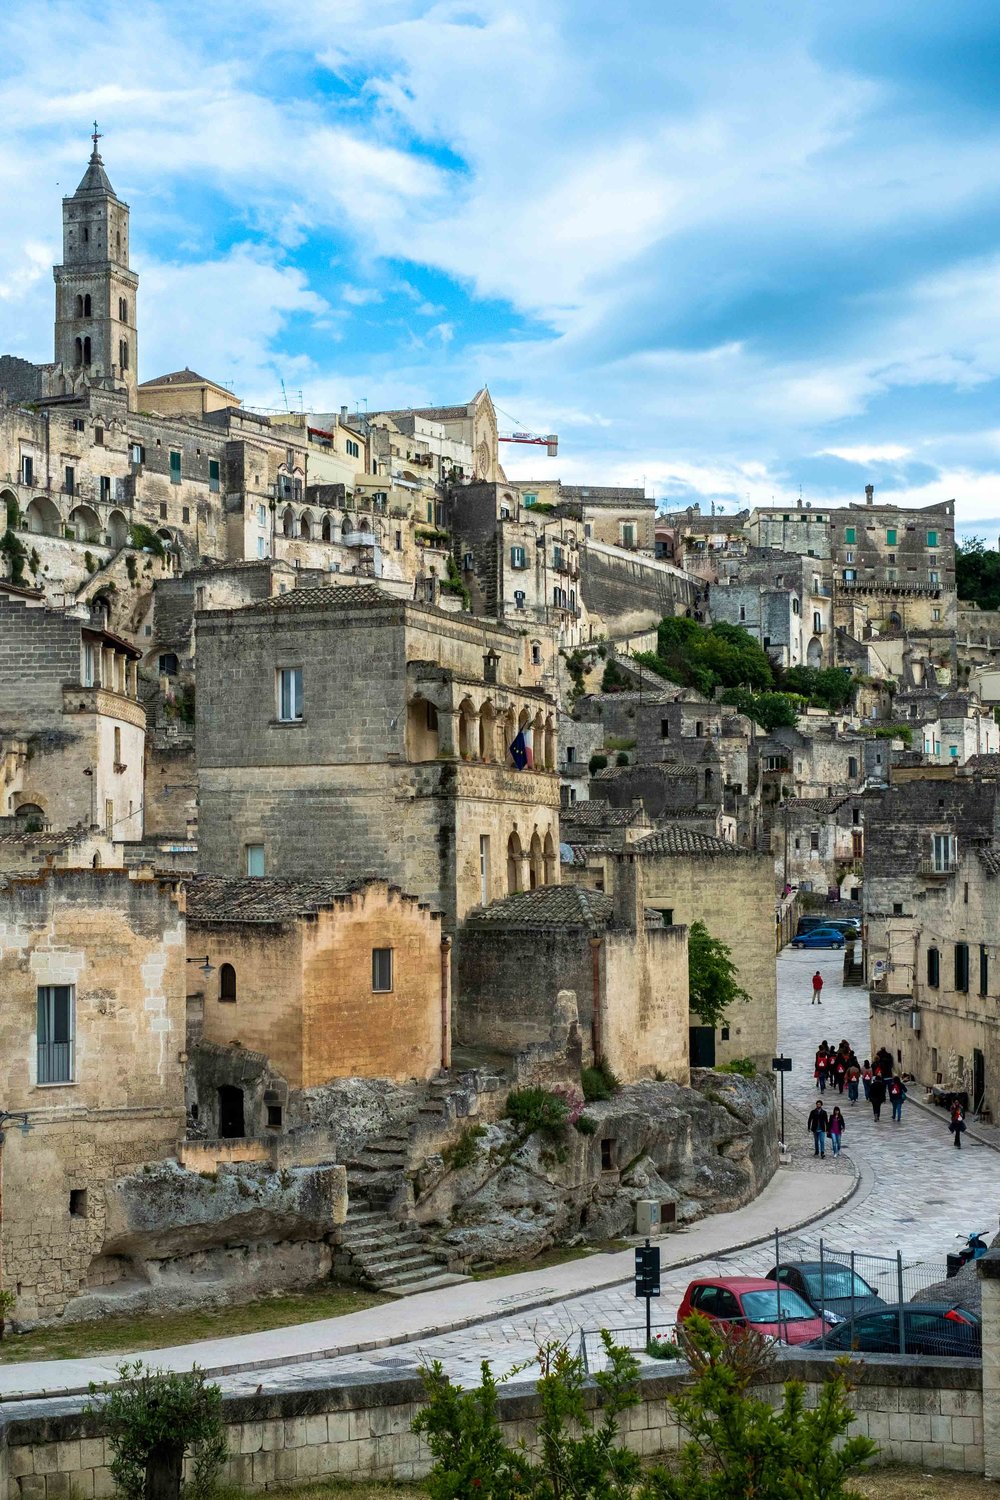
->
[579,1227,972,1369]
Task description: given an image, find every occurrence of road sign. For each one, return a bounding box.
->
[635,1241,661,1298]
[771,1056,792,1072]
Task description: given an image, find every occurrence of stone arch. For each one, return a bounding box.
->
[342,512,353,537]
[528,830,543,889]
[458,696,478,759]
[282,506,295,538]
[0,488,18,527]
[219,963,237,1002]
[107,509,129,549]
[321,513,332,543]
[25,495,61,536]
[501,706,518,765]
[543,830,556,886]
[507,830,523,895]
[69,504,101,543]
[14,801,46,824]
[406,695,440,761]
[889,610,902,629]
[806,636,823,669]
[478,699,496,762]
[299,510,313,540]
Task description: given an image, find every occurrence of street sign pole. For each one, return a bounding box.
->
[771,1054,792,1147]
[634,1237,661,1346]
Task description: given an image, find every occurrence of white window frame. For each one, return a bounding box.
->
[277,667,303,722]
[246,844,265,877]
[479,835,490,905]
[37,984,75,1085]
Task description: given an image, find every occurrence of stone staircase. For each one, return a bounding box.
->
[335,1194,466,1296]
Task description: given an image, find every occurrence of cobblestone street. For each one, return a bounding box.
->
[227,944,999,1391]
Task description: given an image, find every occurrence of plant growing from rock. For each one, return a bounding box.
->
[89,1361,227,1500]
[581,1060,621,1101]
[0,1286,16,1338]
[504,1086,571,1139]
[442,1124,487,1171]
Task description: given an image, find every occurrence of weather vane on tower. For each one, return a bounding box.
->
[91,120,102,156]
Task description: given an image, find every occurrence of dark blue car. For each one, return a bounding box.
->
[791,926,845,949]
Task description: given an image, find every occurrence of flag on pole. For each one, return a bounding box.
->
[509,726,534,770]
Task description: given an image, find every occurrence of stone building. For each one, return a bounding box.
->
[0,866,186,1323]
[710,547,833,669]
[0,583,144,839]
[656,507,750,580]
[186,877,449,1108]
[195,584,560,931]
[458,858,689,1085]
[770,792,867,900]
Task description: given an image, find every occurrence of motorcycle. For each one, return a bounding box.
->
[947,1231,989,1278]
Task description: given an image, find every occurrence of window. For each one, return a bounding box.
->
[531,642,541,665]
[73,418,86,433]
[842,569,856,583]
[99,475,111,502]
[931,833,956,871]
[930,570,940,585]
[94,424,103,446]
[82,641,96,686]
[169,450,181,484]
[813,611,822,632]
[510,545,527,569]
[182,506,190,524]
[346,438,360,459]
[257,536,266,558]
[566,745,576,763]
[69,1188,88,1217]
[119,297,128,321]
[600,1138,615,1171]
[277,667,303,722]
[845,527,856,544]
[893,901,903,916]
[955,943,970,993]
[21,455,33,484]
[852,807,860,825]
[886,528,897,546]
[64,465,75,495]
[949,744,959,759]
[584,523,592,538]
[738,605,746,621]
[119,338,129,370]
[245,844,265,877]
[927,530,938,547]
[37,985,75,1084]
[845,550,854,563]
[513,589,526,609]
[479,835,490,905]
[932,608,941,622]
[621,523,636,548]
[848,757,858,778]
[695,721,703,738]
[266,1104,283,1129]
[810,831,820,851]
[523,492,537,507]
[113,727,121,764]
[980,944,989,997]
[372,947,393,992]
[661,718,670,738]
[659,908,674,926]
[219,963,237,1002]
[158,653,178,676]
[927,947,940,987]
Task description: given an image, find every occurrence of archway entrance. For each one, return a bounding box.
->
[218,1084,245,1139]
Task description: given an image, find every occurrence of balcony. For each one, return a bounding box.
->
[918,860,956,879]
[342,530,376,548]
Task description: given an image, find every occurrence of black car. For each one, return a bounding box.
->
[801,1303,981,1358]
[766,1261,885,1324]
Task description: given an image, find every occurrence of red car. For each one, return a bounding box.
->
[677,1277,827,1345]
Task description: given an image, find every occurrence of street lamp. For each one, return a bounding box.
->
[186,956,216,979]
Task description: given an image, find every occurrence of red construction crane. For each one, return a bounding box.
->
[499,429,558,456]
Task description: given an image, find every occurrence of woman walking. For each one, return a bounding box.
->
[829,1105,845,1156]
[847,1064,860,1105]
[889,1076,907,1123]
[870,1074,886,1123]
[950,1101,967,1149]
[862,1060,872,1101]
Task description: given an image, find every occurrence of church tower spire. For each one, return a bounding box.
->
[53,126,139,408]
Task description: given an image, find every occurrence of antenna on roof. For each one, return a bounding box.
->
[280,379,290,412]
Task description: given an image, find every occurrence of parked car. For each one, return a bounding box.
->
[765,1262,885,1323]
[802,1303,981,1358]
[791,926,845,949]
[677,1277,827,1345]
[795,916,860,938]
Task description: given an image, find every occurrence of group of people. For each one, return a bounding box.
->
[808,1038,909,1156]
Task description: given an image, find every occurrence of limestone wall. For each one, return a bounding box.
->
[0,1351,983,1496]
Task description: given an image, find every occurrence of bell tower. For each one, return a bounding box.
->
[53,125,139,408]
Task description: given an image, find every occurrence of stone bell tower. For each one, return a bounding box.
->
[53,125,139,408]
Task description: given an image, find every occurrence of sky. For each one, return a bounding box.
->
[2,1,1000,533]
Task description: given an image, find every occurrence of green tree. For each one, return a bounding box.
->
[688,921,751,1030]
[89,1362,227,1500]
[780,665,855,712]
[721,689,800,731]
[956,535,1000,611]
[635,617,777,698]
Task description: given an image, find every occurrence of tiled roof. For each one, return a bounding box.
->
[0,825,91,853]
[781,795,852,812]
[978,849,1000,877]
[139,367,232,391]
[259,583,397,611]
[561,843,619,863]
[630,827,748,858]
[186,876,370,923]
[561,802,646,827]
[466,886,614,929]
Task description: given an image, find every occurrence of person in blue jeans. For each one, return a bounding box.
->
[829,1105,845,1155]
[807,1100,830,1157]
[889,1076,907,1122]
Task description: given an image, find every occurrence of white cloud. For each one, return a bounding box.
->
[821,444,912,464]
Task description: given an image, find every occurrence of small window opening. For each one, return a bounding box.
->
[69,1189,87,1218]
[600,1138,615,1171]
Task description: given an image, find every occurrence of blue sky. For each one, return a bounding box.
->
[2,0,1000,532]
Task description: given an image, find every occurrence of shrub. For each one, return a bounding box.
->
[442,1125,486,1171]
[601,660,629,692]
[0,529,27,584]
[574,1114,597,1135]
[589,753,608,774]
[129,523,165,557]
[89,1361,227,1500]
[505,1087,570,1138]
[581,1060,621,1101]
[716,1057,757,1077]
[0,1287,15,1339]
[615,750,630,766]
[646,1332,685,1360]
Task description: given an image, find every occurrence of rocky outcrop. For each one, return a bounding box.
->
[414,1071,777,1269]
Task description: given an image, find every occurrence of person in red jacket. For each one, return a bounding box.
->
[811,970,824,1005]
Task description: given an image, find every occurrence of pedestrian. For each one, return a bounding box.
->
[950,1101,967,1149]
[829,1105,845,1156]
[814,1054,827,1092]
[834,1056,847,1094]
[889,1075,907,1123]
[807,1099,830,1157]
[812,970,824,1005]
[847,1065,860,1104]
[862,1060,872,1101]
[870,1074,886,1122]
[877,1046,894,1079]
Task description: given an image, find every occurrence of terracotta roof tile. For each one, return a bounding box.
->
[465,885,614,929]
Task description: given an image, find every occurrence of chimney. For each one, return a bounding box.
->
[865,484,874,506]
[340,405,348,420]
[612,851,643,933]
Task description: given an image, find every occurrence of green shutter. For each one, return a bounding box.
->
[845,527,856,544]
[927,530,938,546]
[886,528,897,545]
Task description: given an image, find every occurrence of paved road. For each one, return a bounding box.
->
[227,944,997,1389]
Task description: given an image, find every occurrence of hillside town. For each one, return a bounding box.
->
[6,132,1000,1492]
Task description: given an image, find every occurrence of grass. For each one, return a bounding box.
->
[250,1486,425,1500]
[0,1283,391,1365]
[471,1241,631,1280]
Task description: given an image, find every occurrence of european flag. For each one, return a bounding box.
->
[509,729,529,770]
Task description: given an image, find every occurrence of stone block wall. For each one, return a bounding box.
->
[0,1351,984,1497]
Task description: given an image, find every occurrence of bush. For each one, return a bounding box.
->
[646,1332,685,1360]
[505,1087,570,1138]
[442,1125,486,1171]
[574,1114,597,1135]
[589,753,608,774]
[89,1361,227,1500]
[716,1057,757,1077]
[0,529,27,584]
[129,523,165,557]
[601,659,630,692]
[615,750,630,766]
[581,1061,621,1101]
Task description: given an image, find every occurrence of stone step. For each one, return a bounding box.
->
[362,1139,411,1157]
[364,1246,444,1276]
[340,1227,424,1254]
[379,1269,470,1295]
[349,1151,407,1171]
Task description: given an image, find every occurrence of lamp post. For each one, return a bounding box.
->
[186,956,216,979]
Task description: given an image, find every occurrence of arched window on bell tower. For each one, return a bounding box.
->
[83,294,91,317]
[83,337,91,366]
[119,339,128,371]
